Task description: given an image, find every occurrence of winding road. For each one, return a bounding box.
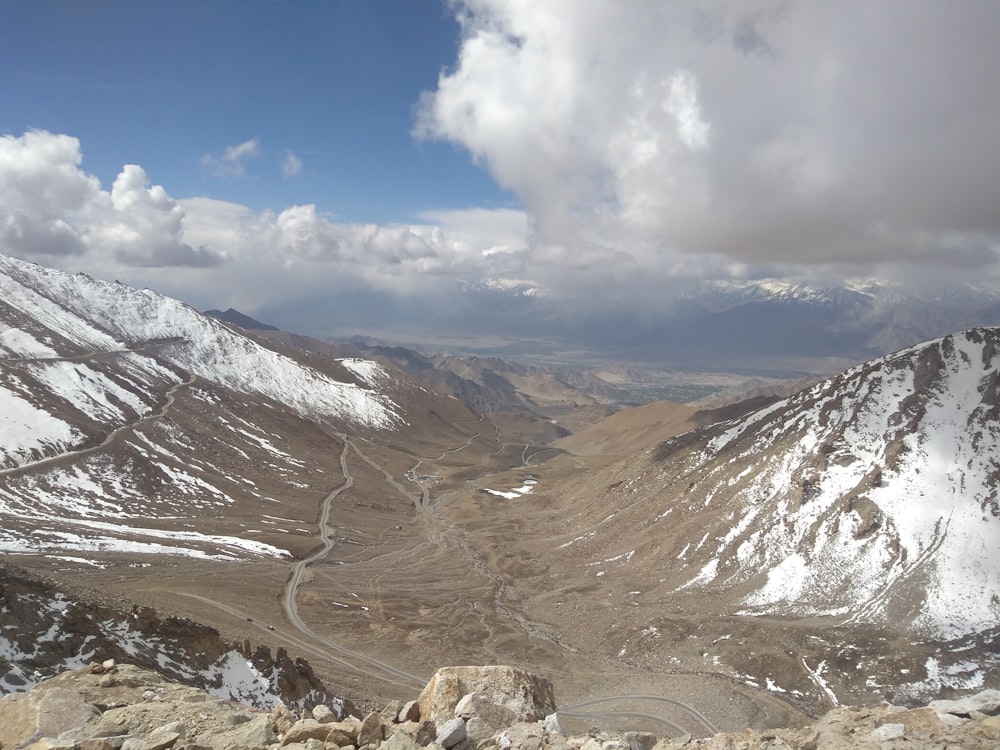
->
[279,436,426,689]
[0,369,196,479]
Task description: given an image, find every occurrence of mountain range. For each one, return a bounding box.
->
[260,276,1000,372]
[1,250,998,734]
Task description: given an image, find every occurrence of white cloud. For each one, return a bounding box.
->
[89,164,223,267]
[201,137,261,178]
[0,129,539,316]
[282,150,303,178]
[0,130,221,269]
[418,0,1000,277]
[0,130,97,257]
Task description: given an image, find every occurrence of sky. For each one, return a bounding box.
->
[2,1,1000,344]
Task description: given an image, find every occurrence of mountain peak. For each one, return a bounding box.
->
[204,307,279,331]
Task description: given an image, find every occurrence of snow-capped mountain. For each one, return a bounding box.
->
[663,327,999,638]
[0,252,469,561]
[587,327,1000,636]
[459,277,545,298]
[0,255,400,431]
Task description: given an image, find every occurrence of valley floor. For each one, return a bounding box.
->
[5,422,810,738]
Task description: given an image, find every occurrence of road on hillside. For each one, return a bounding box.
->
[0,369,196,479]
[559,695,719,735]
[279,436,426,689]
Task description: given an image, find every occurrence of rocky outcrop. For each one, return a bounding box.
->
[2,662,1000,750]
[0,565,339,712]
[417,666,556,726]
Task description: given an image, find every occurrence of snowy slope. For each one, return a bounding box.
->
[0,252,403,559]
[0,568,336,711]
[658,328,1000,638]
[0,254,400,431]
[562,328,1000,642]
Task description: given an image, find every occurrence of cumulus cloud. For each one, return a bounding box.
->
[90,164,223,267]
[0,130,222,270]
[0,130,96,258]
[417,0,1000,279]
[201,137,261,177]
[0,129,537,319]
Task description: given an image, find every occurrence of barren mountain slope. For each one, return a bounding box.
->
[552,396,781,461]
[454,328,1000,711]
[551,400,700,459]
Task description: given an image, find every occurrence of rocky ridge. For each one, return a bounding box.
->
[0,565,335,713]
[2,662,1000,750]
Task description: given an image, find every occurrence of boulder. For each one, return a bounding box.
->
[282,719,332,746]
[216,714,277,748]
[382,730,421,750]
[358,711,387,746]
[0,687,101,748]
[454,692,517,742]
[498,722,546,750]
[322,728,351,746]
[886,707,943,734]
[415,720,438,747]
[398,699,421,723]
[381,700,404,722]
[624,732,657,750]
[417,666,556,726]
[435,717,467,749]
[929,689,1000,717]
[979,714,1000,741]
[313,703,338,723]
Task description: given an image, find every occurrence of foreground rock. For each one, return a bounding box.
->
[2,663,999,750]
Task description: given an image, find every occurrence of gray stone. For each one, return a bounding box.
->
[305,739,325,750]
[929,689,1000,717]
[624,732,657,750]
[312,703,337,723]
[357,712,386,747]
[498,722,545,750]
[418,667,556,726]
[381,701,404,722]
[869,722,905,740]
[415,720,438,747]
[282,719,331,746]
[216,714,277,749]
[153,720,186,738]
[382,729,421,750]
[326,728,357,747]
[75,740,117,750]
[435,718,467,749]
[0,687,101,749]
[980,715,1000,741]
[542,712,563,735]
[139,730,181,750]
[454,693,517,742]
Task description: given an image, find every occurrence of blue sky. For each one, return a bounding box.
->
[2,1,1000,345]
[2,0,510,222]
